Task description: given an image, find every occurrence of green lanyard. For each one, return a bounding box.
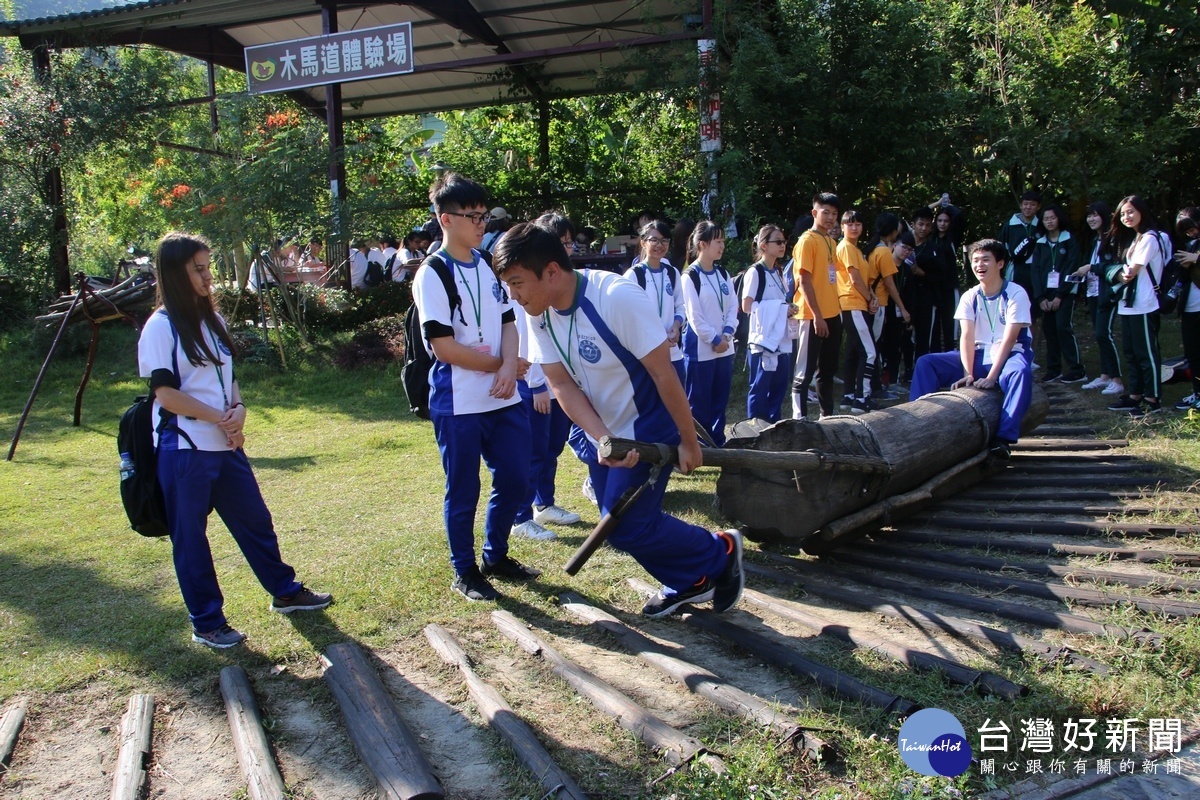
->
[646,266,666,317]
[544,274,583,379]
[698,264,725,313]
[817,232,834,263]
[980,287,1005,343]
[444,249,484,342]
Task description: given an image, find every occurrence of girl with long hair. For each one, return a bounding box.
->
[740,224,795,422]
[1074,201,1124,394]
[682,221,736,445]
[1031,204,1085,383]
[138,233,331,648]
[1105,196,1167,416]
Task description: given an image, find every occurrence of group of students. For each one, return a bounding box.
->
[999,190,1200,417]
[138,176,1197,649]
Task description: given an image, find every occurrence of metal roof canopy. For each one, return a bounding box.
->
[2,0,711,119]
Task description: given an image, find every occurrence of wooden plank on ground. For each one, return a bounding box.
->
[0,698,28,777]
[110,693,154,800]
[321,642,444,800]
[219,666,287,800]
[423,624,588,800]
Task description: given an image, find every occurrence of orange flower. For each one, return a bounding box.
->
[200,203,218,215]
[171,184,191,198]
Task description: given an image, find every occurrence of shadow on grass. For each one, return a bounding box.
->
[0,550,279,684]
[250,455,319,472]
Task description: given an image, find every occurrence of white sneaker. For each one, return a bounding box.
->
[1101,381,1125,396]
[581,477,597,505]
[533,504,581,525]
[511,520,556,540]
[1081,377,1111,390]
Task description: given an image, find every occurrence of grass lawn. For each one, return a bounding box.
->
[1,316,1198,799]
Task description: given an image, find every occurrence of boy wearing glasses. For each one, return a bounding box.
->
[412,173,538,602]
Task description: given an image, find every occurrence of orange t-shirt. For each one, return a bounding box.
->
[837,239,873,312]
[868,244,899,307]
[791,230,845,320]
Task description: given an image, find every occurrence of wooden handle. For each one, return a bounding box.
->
[563,480,649,575]
[598,436,891,474]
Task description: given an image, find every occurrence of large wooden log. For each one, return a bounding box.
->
[422,625,588,800]
[219,666,287,800]
[716,385,1048,546]
[321,643,444,800]
[0,698,28,777]
[110,693,154,800]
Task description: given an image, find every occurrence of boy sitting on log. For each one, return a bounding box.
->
[492,221,745,618]
[909,239,1034,459]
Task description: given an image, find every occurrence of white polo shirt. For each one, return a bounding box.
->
[528,270,674,443]
[412,250,519,416]
[137,309,234,452]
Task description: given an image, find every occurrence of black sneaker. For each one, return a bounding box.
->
[1060,374,1088,384]
[850,397,876,415]
[192,623,247,649]
[989,441,1012,460]
[1128,400,1162,419]
[270,586,333,614]
[481,555,542,581]
[1041,372,1062,384]
[712,531,745,613]
[641,579,715,618]
[451,566,500,601]
[1107,395,1141,412]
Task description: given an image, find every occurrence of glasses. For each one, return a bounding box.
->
[765,239,787,245]
[642,237,669,246]
[445,211,492,225]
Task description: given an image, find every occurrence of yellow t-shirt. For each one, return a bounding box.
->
[837,239,873,312]
[791,230,844,320]
[868,245,899,308]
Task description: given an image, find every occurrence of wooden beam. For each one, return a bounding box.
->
[0,698,28,777]
[491,609,724,771]
[219,667,287,800]
[558,593,830,762]
[109,694,154,800]
[423,625,588,800]
[321,643,443,800]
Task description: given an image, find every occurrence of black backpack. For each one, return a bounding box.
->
[402,251,493,419]
[364,253,396,288]
[1146,231,1182,314]
[117,323,193,537]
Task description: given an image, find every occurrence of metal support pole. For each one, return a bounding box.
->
[322,2,350,287]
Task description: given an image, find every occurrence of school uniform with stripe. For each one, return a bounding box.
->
[528,270,728,597]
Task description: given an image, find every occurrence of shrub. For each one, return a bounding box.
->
[333,315,406,370]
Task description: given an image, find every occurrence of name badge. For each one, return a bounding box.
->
[1086,273,1100,298]
[472,343,492,376]
[1047,271,1060,289]
[827,263,837,284]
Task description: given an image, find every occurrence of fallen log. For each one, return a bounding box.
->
[321,643,443,800]
[0,698,28,776]
[422,624,588,800]
[219,666,287,800]
[879,529,1200,566]
[490,609,724,772]
[557,592,831,761]
[715,386,1048,549]
[110,693,154,800]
